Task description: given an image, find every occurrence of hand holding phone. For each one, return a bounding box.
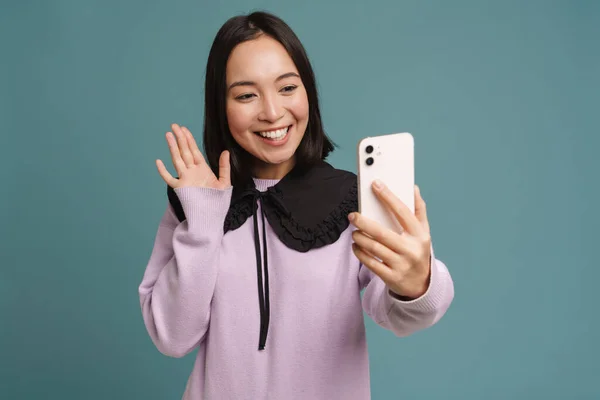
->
[352,132,432,299]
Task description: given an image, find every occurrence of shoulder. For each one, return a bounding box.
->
[265,161,357,252]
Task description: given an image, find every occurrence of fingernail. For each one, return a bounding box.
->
[348,213,355,221]
[373,180,383,190]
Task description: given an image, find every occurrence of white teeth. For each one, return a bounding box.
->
[258,127,289,140]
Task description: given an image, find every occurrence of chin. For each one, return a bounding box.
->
[259,152,296,166]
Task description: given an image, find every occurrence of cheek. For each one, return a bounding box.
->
[290,90,309,122]
[226,103,254,137]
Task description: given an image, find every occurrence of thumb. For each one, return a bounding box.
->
[218,150,231,187]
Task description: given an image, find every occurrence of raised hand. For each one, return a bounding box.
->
[156,123,231,190]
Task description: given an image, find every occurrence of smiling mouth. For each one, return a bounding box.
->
[254,125,291,141]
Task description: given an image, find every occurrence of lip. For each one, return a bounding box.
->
[254,125,290,134]
[255,125,292,147]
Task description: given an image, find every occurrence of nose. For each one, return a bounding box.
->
[258,93,284,122]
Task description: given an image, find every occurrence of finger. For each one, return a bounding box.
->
[166,132,186,174]
[372,180,423,236]
[156,159,177,187]
[349,212,408,254]
[352,230,398,265]
[414,185,430,234]
[352,243,394,283]
[219,150,231,187]
[172,123,194,167]
[181,126,205,165]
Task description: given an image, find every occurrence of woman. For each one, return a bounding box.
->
[139,11,454,400]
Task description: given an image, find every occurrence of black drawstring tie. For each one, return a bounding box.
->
[239,187,290,351]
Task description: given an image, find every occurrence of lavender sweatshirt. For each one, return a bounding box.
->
[138,178,454,399]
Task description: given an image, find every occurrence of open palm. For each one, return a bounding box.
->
[156,123,231,190]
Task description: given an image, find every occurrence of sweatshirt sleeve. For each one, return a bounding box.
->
[359,245,454,337]
[138,186,233,358]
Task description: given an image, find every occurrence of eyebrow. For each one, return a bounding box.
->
[228,72,300,91]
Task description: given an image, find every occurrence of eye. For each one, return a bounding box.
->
[235,93,255,101]
[280,85,297,94]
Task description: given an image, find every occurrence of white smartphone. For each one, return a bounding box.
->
[357,132,415,234]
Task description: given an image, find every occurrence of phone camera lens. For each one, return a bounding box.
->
[366,157,374,166]
[365,145,373,154]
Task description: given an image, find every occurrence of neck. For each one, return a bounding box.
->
[252,157,296,180]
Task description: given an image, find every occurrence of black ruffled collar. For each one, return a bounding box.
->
[167,160,358,350]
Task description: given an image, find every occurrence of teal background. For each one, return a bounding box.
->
[1,0,598,399]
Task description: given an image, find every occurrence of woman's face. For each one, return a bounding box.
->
[225,34,309,179]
